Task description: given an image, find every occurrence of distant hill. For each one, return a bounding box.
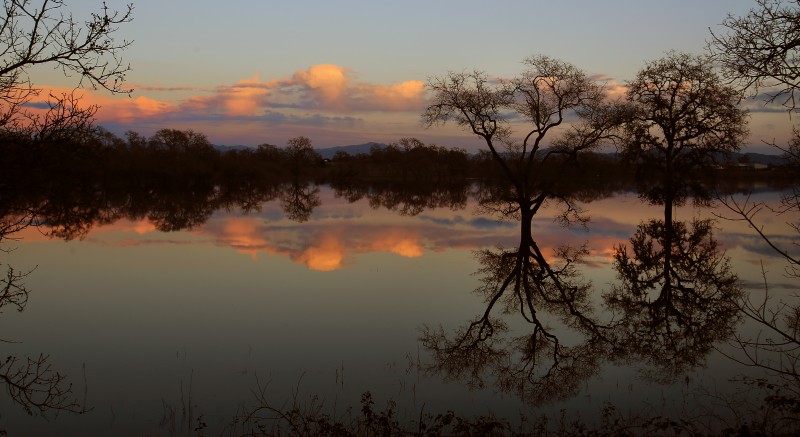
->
[213,145,251,153]
[317,142,387,159]
[709,150,787,166]
[740,152,787,166]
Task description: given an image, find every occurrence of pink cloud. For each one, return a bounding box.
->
[585,75,629,102]
[364,80,426,110]
[46,64,428,140]
[124,64,424,118]
[220,74,271,116]
[128,85,201,92]
[24,86,176,124]
[294,234,348,271]
[366,229,424,257]
[292,64,352,109]
[288,64,426,111]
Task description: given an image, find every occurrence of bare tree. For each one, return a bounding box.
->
[423,55,625,255]
[716,194,800,389]
[709,0,800,110]
[707,0,800,162]
[622,52,748,208]
[421,59,623,404]
[0,0,130,419]
[423,56,622,194]
[706,0,800,276]
[719,196,799,280]
[148,128,213,152]
[0,0,133,139]
[283,136,322,181]
[707,2,800,390]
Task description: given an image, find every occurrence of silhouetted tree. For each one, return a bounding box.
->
[0,354,83,416]
[0,0,133,140]
[423,55,622,193]
[708,4,800,390]
[708,0,800,298]
[709,0,800,110]
[362,179,468,216]
[284,136,322,180]
[621,52,748,207]
[392,138,470,181]
[25,91,98,142]
[148,128,213,153]
[424,55,625,254]
[420,56,626,405]
[0,214,32,313]
[614,54,747,378]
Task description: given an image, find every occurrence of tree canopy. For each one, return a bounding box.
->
[622,52,749,205]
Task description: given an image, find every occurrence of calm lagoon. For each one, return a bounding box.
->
[1,184,796,435]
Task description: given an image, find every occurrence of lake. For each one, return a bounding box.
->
[0,182,797,436]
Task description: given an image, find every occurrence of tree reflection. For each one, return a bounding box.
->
[0,173,328,242]
[607,134,744,380]
[715,159,800,391]
[0,213,85,417]
[607,51,747,379]
[605,217,742,380]
[422,232,608,405]
[278,182,321,223]
[419,55,625,405]
[331,178,469,216]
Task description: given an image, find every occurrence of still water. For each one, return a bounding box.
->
[0,184,796,435]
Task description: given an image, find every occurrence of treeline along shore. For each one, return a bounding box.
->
[3,127,796,198]
[2,127,796,242]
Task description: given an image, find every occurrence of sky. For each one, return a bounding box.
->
[28,0,791,152]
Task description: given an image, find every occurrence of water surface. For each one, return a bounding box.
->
[0,184,796,435]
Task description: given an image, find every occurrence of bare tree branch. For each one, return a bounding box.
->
[709,0,800,111]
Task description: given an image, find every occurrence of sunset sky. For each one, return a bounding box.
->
[29,0,790,152]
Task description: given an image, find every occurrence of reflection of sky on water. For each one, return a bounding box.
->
[2,188,797,435]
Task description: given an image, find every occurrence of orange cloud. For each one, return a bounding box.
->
[288,64,426,111]
[222,73,271,116]
[367,230,424,257]
[101,219,157,234]
[128,96,173,117]
[216,217,271,260]
[10,224,49,241]
[293,64,351,109]
[606,83,628,100]
[295,234,347,271]
[189,219,430,271]
[292,229,426,270]
[27,64,427,137]
[360,80,426,111]
[25,86,176,124]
